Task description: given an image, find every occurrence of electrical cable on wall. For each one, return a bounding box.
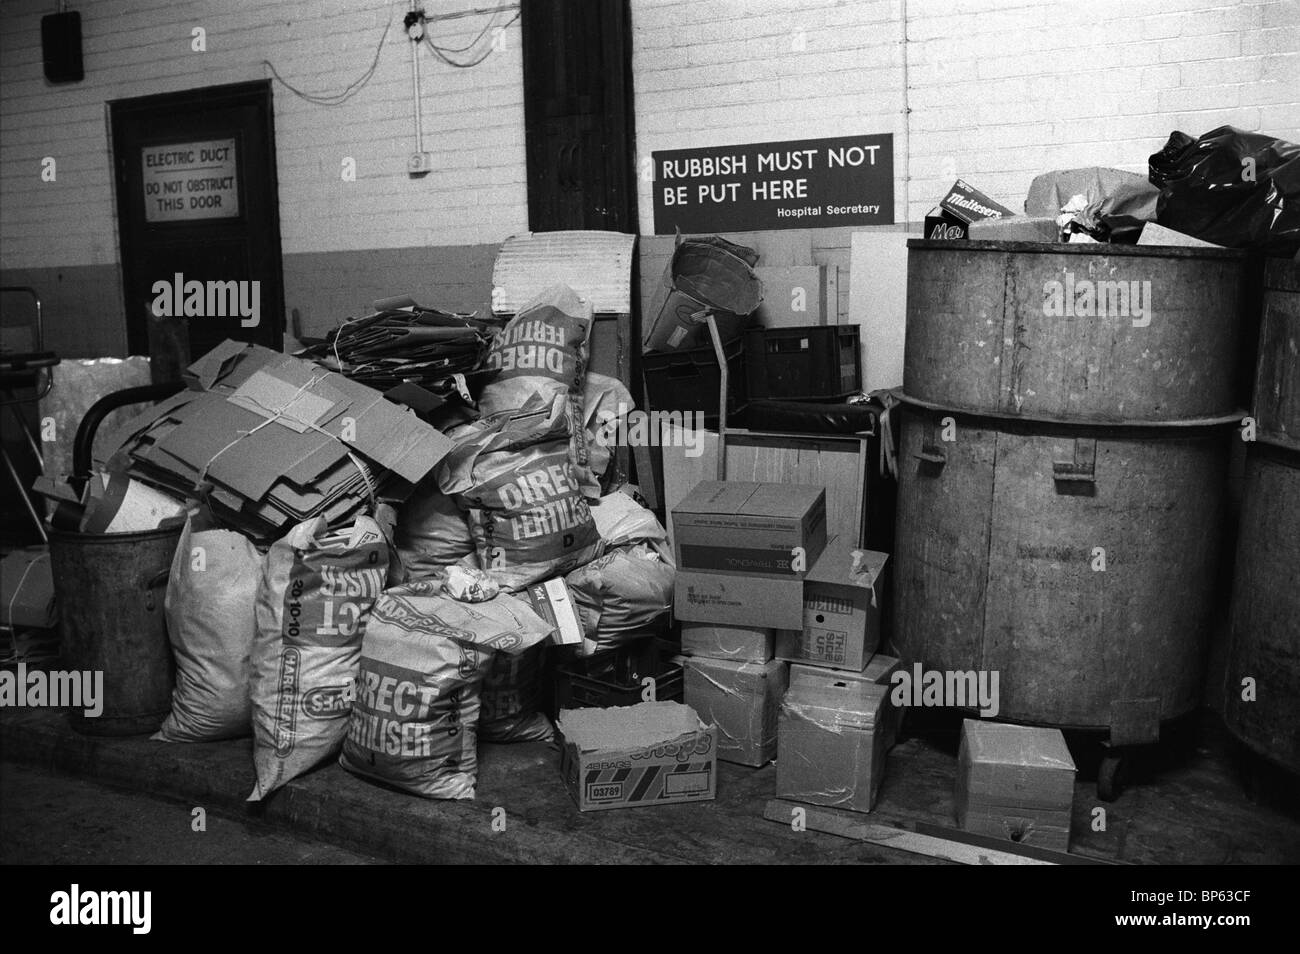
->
[423,8,520,67]
[262,5,396,106]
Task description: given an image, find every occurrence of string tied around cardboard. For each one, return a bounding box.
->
[195,371,378,514]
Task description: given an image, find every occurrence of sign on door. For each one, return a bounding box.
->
[142,139,239,222]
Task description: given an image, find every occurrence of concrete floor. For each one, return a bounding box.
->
[1,761,379,865]
[2,704,1297,865]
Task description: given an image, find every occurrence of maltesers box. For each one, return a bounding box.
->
[683,656,788,767]
[923,210,969,240]
[789,653,903,750]
[679,622,774,663]
[777,677,889,813]
[556,702,717,812]
[954,719,1076,852]
[672,480,827,579]
[774,539,888,672]
[939,178,1014,225]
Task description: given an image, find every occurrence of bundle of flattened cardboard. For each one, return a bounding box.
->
[100,339,454,541]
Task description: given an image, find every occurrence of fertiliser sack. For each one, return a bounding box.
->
[589,488,672,561]
[154,515,263,742]
[439,394,603,592]
[565,543,675,656]
[394,478,475,577]
[479,284,597,495]
[583,372,636,487]
[479,645,553,743]
[248,515,390,801]
[338,580,554,798]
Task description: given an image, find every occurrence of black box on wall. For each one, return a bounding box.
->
[42,12,84,84]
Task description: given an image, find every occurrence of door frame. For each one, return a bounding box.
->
[520,0,639,234]
[108,79,285,354]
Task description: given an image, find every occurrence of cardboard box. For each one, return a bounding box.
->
[968,215,1060,243]
[777,677,888,813]
[923,210,969,240]
[683,657,788,767]
[775,539,887,672]
[680,622,774,663]
[672,480,827,578]
[954,719,1076,852]
[939,179,1014,225]
[790,653,903,749]
[556,702,717,812]
[674,569,804,629]
[754,265,837,328]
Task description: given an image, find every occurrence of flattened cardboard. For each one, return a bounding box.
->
[754,265,830,328]
[775,538,888,671]
[679,622,774,663]
[672,479,827,577]
[954,719,1076,852]
[683,657,787,767]
[557,702,717,811]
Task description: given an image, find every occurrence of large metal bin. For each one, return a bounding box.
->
[1223,443,1300,775]
[903,240,1249,424]
[892,403,1230,738]
[1252,258,1300,452]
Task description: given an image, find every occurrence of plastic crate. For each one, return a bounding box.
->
[554,639,683,711]
[643,336,746,428]
[744,326,861,401]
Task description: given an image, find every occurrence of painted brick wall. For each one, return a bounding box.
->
[631,0,1300,228]
[2,0,1296,355]
[0,0,527,271]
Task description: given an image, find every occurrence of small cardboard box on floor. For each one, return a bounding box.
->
[556,702,717,811]
[775,540,888,672]
[954,719,1076,852]
[683,656,788,767]
[777,675,890,813]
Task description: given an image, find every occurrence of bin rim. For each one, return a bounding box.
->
[906,237,1248,260]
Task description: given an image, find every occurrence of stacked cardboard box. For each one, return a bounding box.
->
[671,479,827,766]
[671,480,902,778]
[776,655,904,813]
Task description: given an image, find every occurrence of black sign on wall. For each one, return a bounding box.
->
[651,133,894,234]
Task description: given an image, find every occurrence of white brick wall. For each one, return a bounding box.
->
[0,0,528,270]
[2,0,1297,274]
[632,0,1300,225]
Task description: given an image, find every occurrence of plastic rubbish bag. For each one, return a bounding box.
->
[1149,126,1300,252]
[154,515,263,742]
